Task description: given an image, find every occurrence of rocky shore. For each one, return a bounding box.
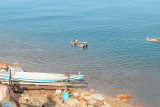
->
[12,88,138,107]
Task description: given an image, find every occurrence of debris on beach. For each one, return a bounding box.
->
[89,89,94,92]
[17,88,137,107]
[117,94,132,99]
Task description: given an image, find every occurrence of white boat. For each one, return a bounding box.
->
[0,66,84,82]
[0,72,84,82]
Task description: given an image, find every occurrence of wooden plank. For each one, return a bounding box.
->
[1,81,87,86]
[18,85,67,90]
[67,83,87,86]
[1,81,65,85]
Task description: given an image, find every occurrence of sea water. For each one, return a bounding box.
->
[0,0,160,106]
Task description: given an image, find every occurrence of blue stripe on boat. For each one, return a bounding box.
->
[17,77,58,81]
[0,74,9,78]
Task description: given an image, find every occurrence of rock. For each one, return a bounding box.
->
[91,94,106,100]
[65,98,78,106]
[78,96,83,100]
[23,97,29,99]
[24,93,30,99]
[103,102,107,105]
[77,100,87,107]
[42,102,56,107]
[80,93,84,97]
[83,91,92,96]
[88,105,94,107]
[14,63,19,65]
[116,98,120,100]
[73,92,79,98]
[87,99,96,105]
[90,89,94,92]
[121,99,127,103]
[56,89,62,93]
[21,97,27,104]
[100,104,112,107]
[83,96,93,101]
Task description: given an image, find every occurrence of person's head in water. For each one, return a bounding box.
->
[74,38,78,44]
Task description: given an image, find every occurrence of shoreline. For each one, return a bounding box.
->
[12,88,138,107]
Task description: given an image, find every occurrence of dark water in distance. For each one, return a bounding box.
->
[0,0,160,106]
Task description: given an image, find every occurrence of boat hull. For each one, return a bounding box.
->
[0,72,84,82]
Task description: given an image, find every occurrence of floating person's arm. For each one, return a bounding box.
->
[79,44,84,47]
[79,42,87,44]
[70,41,74,45]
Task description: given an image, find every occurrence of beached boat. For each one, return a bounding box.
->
[0,66,84,82]
[0,72,84,82]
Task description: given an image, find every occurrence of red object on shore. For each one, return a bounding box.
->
[117,94,132,99]
[2,63,8,66]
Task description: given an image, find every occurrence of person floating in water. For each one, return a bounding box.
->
[146,37,160,42]
[70,38,88,48]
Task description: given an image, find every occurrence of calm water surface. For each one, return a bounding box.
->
[0,0,160,106]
